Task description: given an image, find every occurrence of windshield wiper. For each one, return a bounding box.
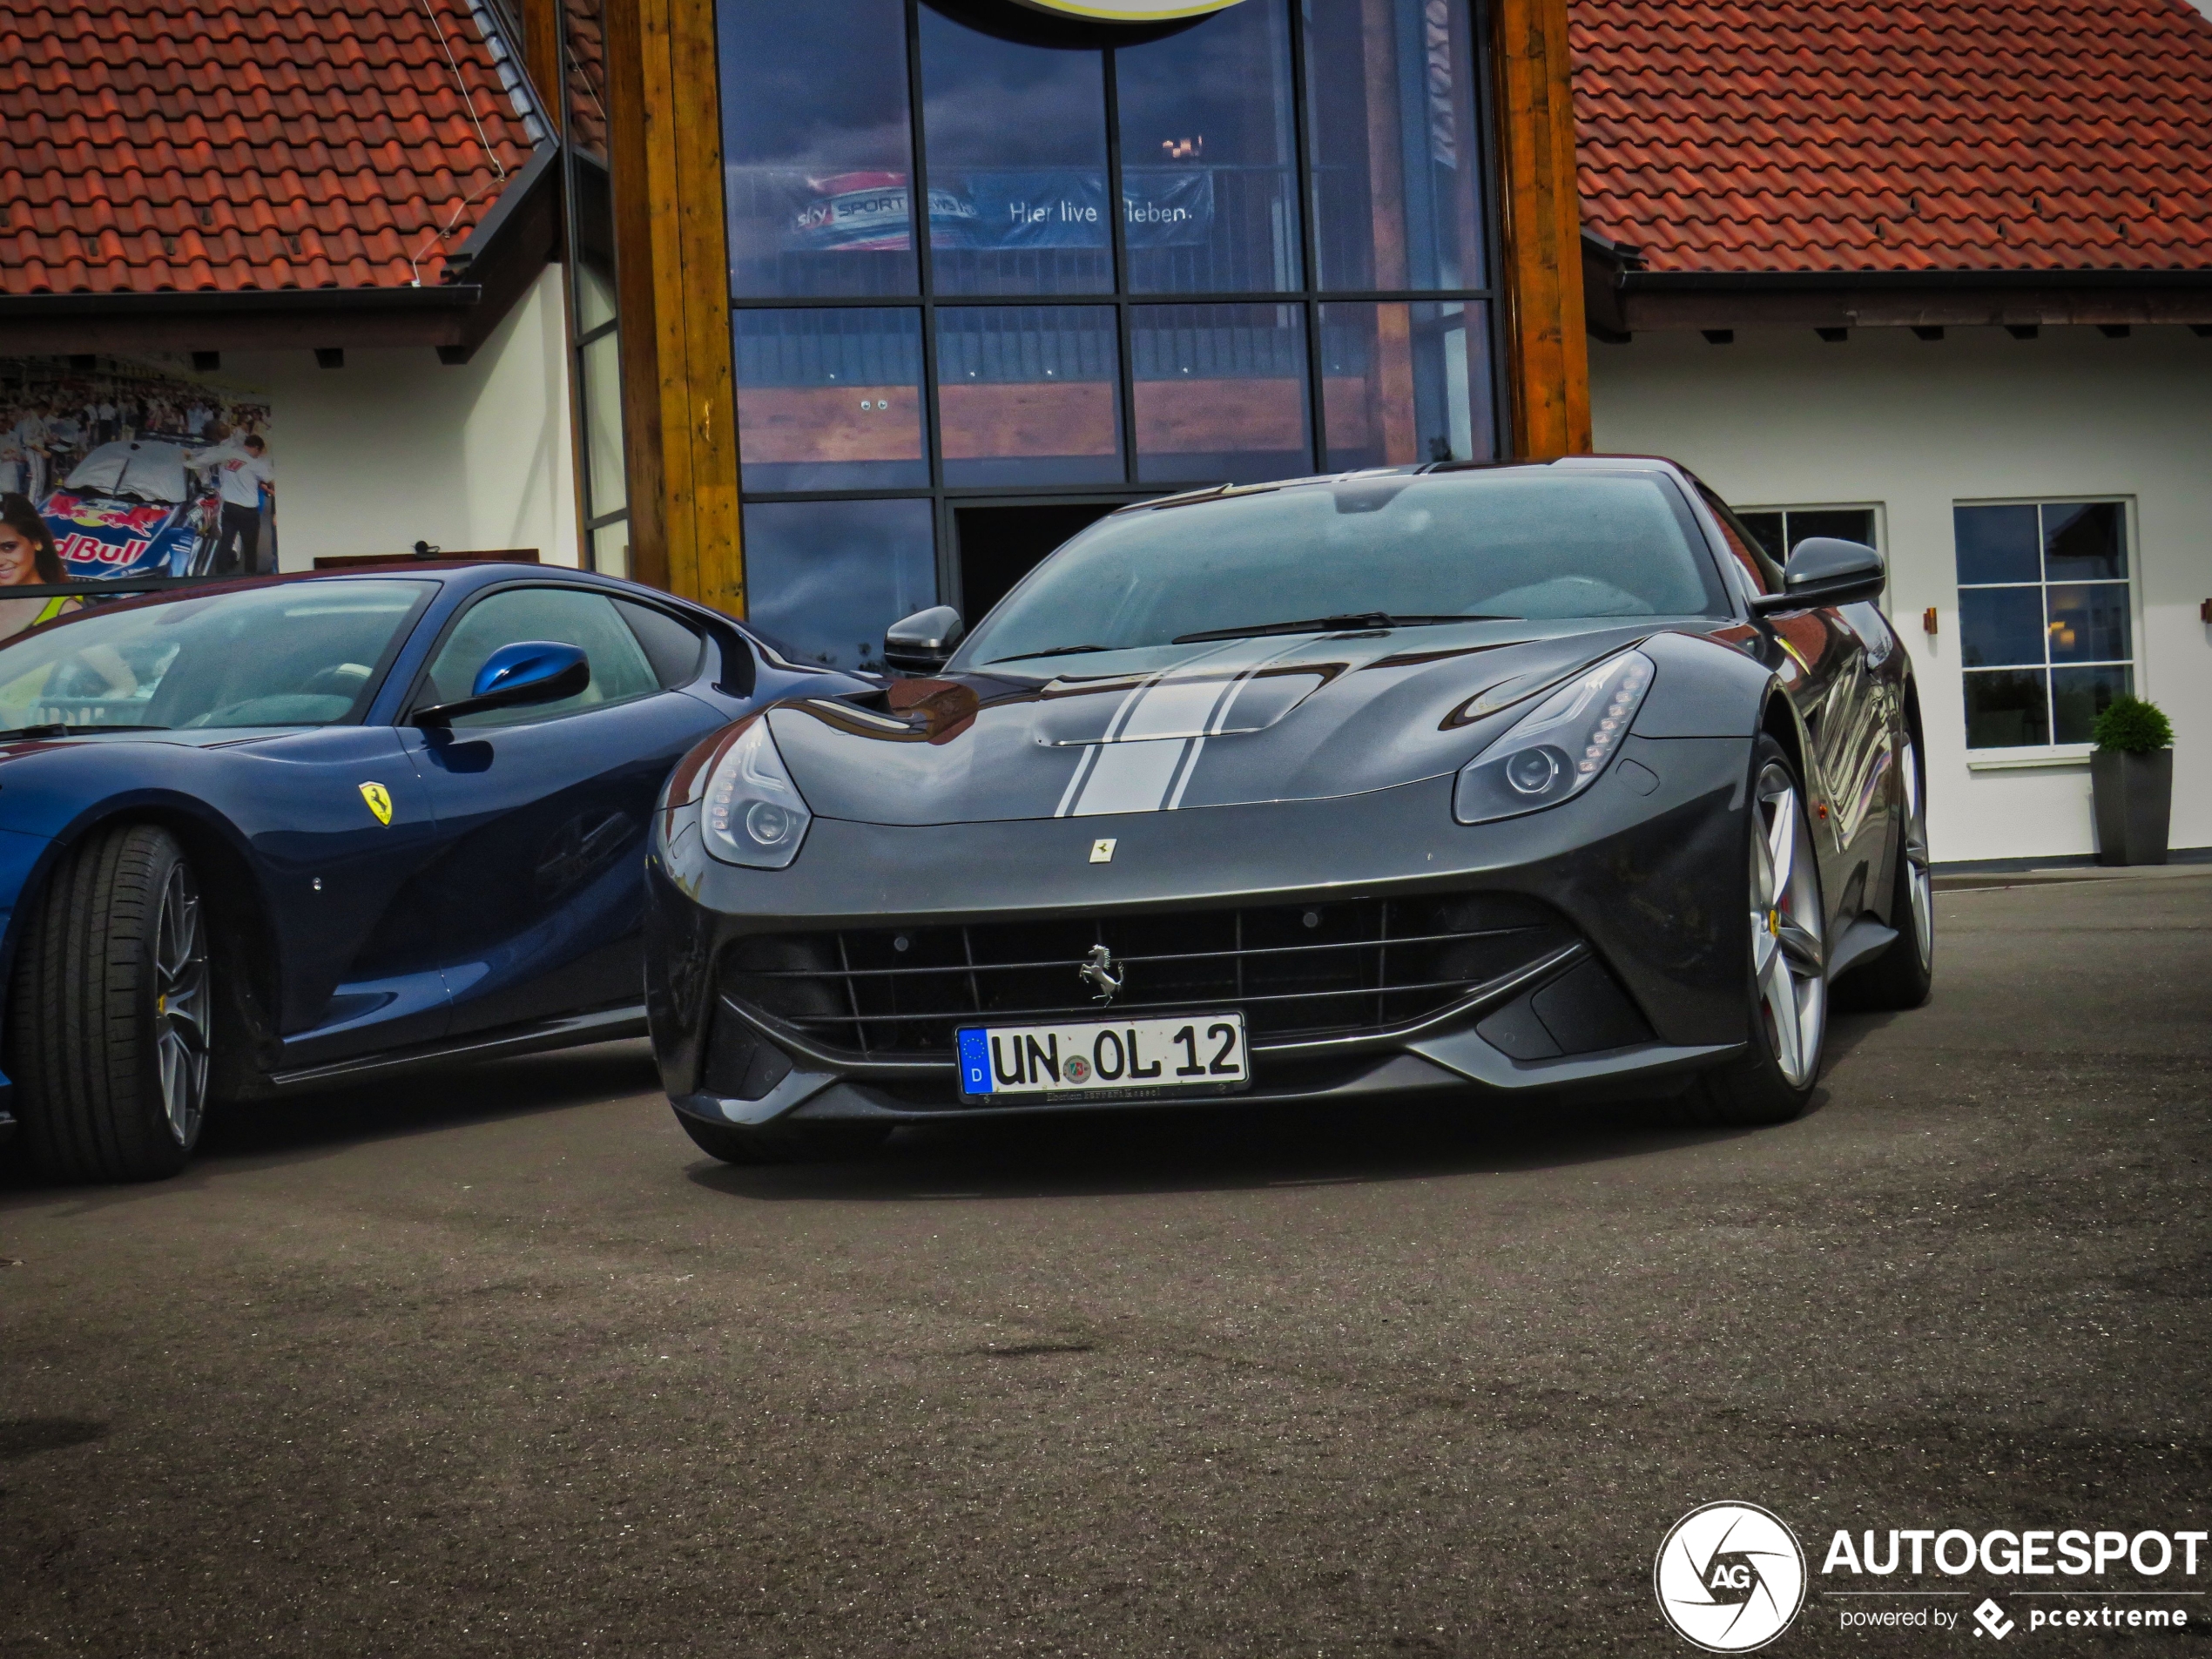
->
[982,644,1116,664]
[1171,612,1507,644]
[0,723,170,739]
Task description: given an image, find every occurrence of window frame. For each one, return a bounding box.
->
[712,0,1512,619]
[1952,493,2141,766]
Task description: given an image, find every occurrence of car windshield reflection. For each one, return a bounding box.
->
[0,581,431,733]
[954,469,1730,669]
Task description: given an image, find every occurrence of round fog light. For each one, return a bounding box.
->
[1504,747,1561,796]
[745,800,796,846]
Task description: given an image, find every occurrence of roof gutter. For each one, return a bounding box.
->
[1581,233,2212,334]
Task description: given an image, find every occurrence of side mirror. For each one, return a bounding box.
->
[1750,537,1885,614]
[415,639,590,725]
[883,605,965,675]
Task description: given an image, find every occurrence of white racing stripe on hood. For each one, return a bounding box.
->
[1054,637,1312,818]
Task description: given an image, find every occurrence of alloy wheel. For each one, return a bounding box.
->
[1750,761,1826,1088]
[153,860,211,1145]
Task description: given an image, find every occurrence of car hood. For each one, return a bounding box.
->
[769,622,1664,826]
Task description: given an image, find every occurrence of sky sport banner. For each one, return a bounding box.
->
[790,170,1212,252]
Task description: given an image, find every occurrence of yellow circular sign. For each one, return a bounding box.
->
[1003,0,1244,21]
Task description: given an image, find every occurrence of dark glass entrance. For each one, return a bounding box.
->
[954,501,1121,623]
[717,0,1506,670]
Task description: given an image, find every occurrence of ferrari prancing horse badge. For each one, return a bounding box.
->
[359,781,394,826]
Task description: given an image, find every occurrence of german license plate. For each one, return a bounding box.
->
[955,1012,1248,1103]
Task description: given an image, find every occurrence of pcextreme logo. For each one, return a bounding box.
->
[1656,1502,1808,1652]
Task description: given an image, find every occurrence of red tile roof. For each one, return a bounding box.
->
[0,0,544,296]
[1572,0,2212,274]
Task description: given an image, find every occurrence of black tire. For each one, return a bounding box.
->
[12,824,212,1183]
[1680,737,1828,1128]
[677,1110,890,1164]
[1835,733,1934,1012]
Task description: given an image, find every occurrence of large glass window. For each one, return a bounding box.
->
[1116,0,1301,295]
[1954,500,2134,750]
[1318,300,1492,469]
[1305,0,1488,292]
[719,0,919,300]
[734,308,927,492]
[715,0,1502,657]
[919,10,1112,299]
[1133,303,1310,484]
[938,307,1122,487]
[741,499,938,672]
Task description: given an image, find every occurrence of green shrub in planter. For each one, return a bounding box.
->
[2089,694,2173,865]
[2092,695,2174,756]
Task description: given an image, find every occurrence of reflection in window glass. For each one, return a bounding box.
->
[590,521,631,581]
[581,329,627,518]
[1963,669,2051,749]
[1954,500,2133,749]
[575,260,617,335]
[919,9,1110,297]
[718,0,918,298]
[426,587,662,727]
[734,308,927,493]
[742,499,937,672]
[1116,0,1300,294]
[2043,501,2126,579]
[1318,300,1493,469]
[1305,0,1487,292]
[1953,502,2039,584]
[937,307,1121,487]
[1131,303,1310,484]
[0,583,428,732]
[1959,588,2044,667]
[2052,664,2130,745]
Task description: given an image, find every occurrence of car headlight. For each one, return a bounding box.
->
[1453,649,1656,825]
[702,718,813,868]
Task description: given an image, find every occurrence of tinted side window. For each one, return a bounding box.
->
[1697,488,1782,596]
[615,598,707,689]
[423,588,664,728]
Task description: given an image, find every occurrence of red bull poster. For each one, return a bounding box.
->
[0,354,275,634]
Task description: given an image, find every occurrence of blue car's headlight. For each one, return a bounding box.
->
[702,718,813,868]
[1453,649,1656,825]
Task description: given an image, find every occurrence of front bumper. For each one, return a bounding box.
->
[648,734,1754,1130]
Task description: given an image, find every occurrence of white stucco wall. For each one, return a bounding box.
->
[1591,325,2212,864]
[229,264,579,570]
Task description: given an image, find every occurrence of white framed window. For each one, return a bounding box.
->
[1952,496,2135,758]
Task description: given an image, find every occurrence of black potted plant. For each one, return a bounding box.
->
[2089,694,2175,866]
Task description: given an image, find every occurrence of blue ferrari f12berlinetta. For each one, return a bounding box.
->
[0,563,855,1182]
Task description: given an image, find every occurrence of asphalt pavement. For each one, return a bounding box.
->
[3,873,2208,1656]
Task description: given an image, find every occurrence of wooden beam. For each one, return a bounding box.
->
[515,0,561,120]
[1491,0,1591,458]
[606,0,743,614]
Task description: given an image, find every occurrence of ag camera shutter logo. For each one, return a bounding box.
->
[1656,1502,1807,1651]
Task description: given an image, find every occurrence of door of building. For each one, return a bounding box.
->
[953,502,1122,624]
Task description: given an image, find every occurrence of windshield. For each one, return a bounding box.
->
[0,581,430,733]
[954,469,1728,667]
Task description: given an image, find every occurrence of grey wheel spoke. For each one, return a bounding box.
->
[1777,919,1825,976]
[1760,951,1804,1082]
[1763,784,1797,903]
[1747,758,1827,1089]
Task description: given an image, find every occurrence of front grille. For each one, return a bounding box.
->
[724,895,1577,1061]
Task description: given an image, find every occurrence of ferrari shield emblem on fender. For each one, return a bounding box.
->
[358,782,394,826]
